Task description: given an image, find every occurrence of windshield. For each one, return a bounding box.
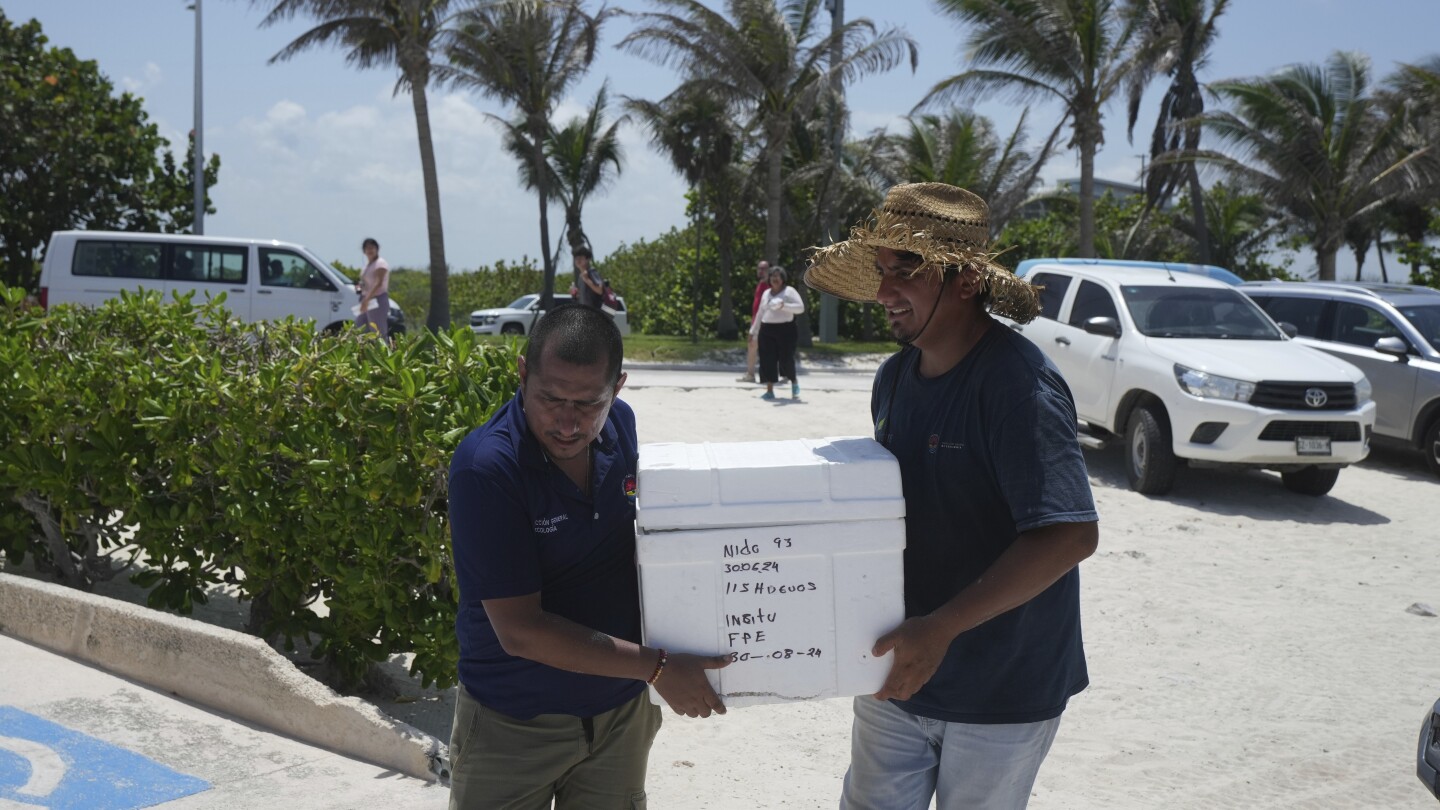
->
[1123,286,1283,340]
[1399,304,1440,353]
[505,295,538,310]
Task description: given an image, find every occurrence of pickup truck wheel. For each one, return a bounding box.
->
[1280,466,1340,496]
[501,323,524,336]
[1126,405,1178,495]
[1423,418,1440,478]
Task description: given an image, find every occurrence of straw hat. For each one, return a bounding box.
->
[804,182,1039,323]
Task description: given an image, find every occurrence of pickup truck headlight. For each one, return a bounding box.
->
[1355,376,1373,404]
[1174,364,1256,402]
[472,314,497,326]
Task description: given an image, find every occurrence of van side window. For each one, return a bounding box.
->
[171,247,246,284]
[1068,280,1119,326]
[1256,295,1325,338]
[1029,273,1072,321]
[258,248,336,291]
[1330,302,1401,348]
[72,241,163,279]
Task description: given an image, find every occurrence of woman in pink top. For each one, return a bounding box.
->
[356,237,390,340]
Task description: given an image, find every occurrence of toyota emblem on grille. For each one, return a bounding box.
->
[1304,387,1328,408]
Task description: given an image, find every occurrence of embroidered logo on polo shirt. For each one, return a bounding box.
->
[533,513,569,534]
[624,474,636,504]
[927,434,965,454]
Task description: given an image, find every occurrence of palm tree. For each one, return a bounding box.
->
[921,0,1141,258]
[873,109,1061,235]
[1170,182,1286,278]
[444,0,614,310]
[546,83,626,259]
[254,0,457,330]
[1192,51,1431,281]
[626,85,746,338]
[1378,57,1440,277]
[619,0,916,268]
[1123,0,1230,264]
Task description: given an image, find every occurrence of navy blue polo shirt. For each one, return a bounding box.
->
[449,392,644,720]
[872,325,1096,724]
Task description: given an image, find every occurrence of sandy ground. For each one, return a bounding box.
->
[10,366,1440,807]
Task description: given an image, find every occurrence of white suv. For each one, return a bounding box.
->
[1002,260,1376,496]
[469,293,630,336]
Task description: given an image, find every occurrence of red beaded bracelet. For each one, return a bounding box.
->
[646,648,668,685]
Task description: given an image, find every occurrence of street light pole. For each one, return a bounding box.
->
[192,0,205,235]
[818,0,843,344]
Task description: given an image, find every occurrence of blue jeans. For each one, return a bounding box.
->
[840,696,1062,810]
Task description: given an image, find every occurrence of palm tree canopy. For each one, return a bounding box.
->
[1194,51,1428,252]
[620,0,916,262]
[922,0,1139,147]
[873,109,1060,234]
[1123,0,1229,205]
[258,0,457,89]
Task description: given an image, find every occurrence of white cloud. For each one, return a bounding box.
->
[121,61,163,93]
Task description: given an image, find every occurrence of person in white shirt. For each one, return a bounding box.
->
[356,237,390,340]
[756,267,806,400]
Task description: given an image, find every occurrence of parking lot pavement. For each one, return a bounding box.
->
[0,634,446,809]
[624,367,876,392]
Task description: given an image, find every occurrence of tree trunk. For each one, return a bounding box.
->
[715,180,737,340]
[1317,246,1338,282]
[764,124,784,265]
[1376,228,1390,283]
[409,77,449,331]
[1077,118,1097,259]
[1186,164,1210,265]
[532,127,556,311]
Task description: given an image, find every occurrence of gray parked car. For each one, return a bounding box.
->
[1241,281,1440,476]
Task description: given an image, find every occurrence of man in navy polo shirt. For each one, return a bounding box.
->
[806,184,1099,810]
[447,304,730,809]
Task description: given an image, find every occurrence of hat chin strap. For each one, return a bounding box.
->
[895,271,949,347]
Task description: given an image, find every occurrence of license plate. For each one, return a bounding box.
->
[1296,436,1332,456]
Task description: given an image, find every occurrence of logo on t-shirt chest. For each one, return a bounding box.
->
[533,512,569,535]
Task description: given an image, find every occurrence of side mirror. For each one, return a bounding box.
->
[1375,336,1411,360]
[1277,321,1299,338]
[1083,316,1121,338]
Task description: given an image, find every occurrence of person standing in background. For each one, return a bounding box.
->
[355,237,389,340]
[756,267,805,401]
[575,247,604,309]
[737,260,771,383]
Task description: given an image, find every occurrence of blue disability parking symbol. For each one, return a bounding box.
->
[0,706,209,809]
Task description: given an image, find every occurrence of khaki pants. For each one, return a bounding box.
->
[449,686,661,810]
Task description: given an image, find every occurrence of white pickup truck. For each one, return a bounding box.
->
[1000,260,1376,496]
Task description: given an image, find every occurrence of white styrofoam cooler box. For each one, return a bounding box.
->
[635,437,906,708]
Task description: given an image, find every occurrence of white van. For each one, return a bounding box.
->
[37,231,404,334]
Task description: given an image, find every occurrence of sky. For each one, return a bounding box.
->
[7,0,1439,279]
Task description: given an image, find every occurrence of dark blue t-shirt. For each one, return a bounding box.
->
[872,323,1097,724]
[449,393,644,720]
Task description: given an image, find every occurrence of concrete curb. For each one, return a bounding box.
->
[0,572,445,782]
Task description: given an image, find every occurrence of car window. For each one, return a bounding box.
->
[170,246,246,284]
[1122,285,1282,339]
[1328,302,1402,348]
[258,248,336,290]
[1067,280,1119,326]
[1252,295,1326,338]
[506,295,539,310]
[1029,272,1072,321]
[72,241,164,279]
[1397,304,1440,353]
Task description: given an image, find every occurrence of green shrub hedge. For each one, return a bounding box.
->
[0,287,519,687]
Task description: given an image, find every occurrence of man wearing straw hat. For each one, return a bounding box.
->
[806,183,1099,809]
